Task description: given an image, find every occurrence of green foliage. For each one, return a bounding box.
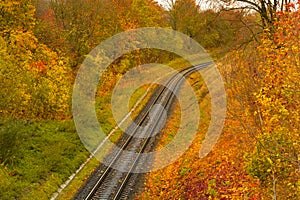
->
[168,0,200,37]
[197,10,234,48]
[207,179,218,198]
[180,168,191,176]
[168,1,255,54]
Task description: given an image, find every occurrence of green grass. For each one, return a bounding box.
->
[0,57,214,200]
[0,119,88,200]
[53,80,157,199]
[55,157,100,200]
[128,85,149,110]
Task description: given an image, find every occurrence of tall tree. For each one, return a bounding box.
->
[217,0,293,29]
[168,0,201,38]
[0,0,72,120]
[36,0,166,68]
[221,2,300,197]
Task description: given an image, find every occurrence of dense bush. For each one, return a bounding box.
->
[221,3,300,198]
[0,0,72,120]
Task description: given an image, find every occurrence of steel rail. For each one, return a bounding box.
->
[84,62,213,200]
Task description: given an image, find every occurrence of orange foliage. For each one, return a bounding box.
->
[138,73,260,199]
[137,2,300,199]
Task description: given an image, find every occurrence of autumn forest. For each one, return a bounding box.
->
[1,0,300,199]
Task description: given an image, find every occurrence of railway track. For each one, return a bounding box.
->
[73,62,213,200]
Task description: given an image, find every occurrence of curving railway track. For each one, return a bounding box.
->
[73,62,213,200]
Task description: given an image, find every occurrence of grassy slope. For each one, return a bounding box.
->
[55,84,156,200]
[57,58,194,199]
[0,58,213,200]
[0,119,88,200]
[57,58,197,199]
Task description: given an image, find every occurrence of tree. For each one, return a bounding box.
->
[168,0,201,38]
[221,2,300,198]
[36,0,166,68]
[167,0,253,50]
[197,9,235,48]
[218,0,293,30]
[0,0,72,120]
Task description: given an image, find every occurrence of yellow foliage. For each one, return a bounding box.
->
[0,0,72,120]
[220,4,300,198]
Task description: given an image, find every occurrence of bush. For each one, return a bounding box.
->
[221,3,300,198]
